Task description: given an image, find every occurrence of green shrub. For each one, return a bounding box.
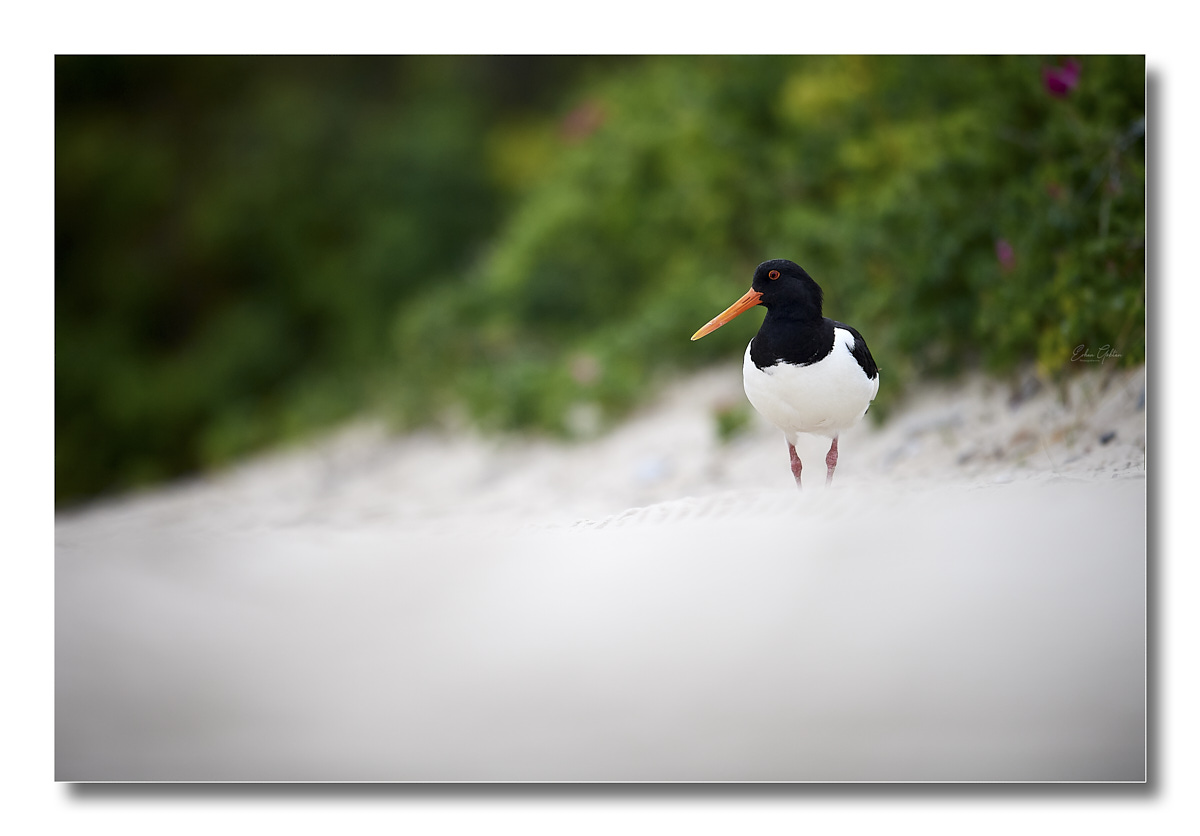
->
[392,55,1145,434]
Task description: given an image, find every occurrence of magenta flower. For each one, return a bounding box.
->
[1043,59,1081,98]
[560,99,606,142]
[995,238,1016,272]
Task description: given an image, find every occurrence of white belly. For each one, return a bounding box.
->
[742,328,879,444]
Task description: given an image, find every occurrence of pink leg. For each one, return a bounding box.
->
[788,442,802,489]
[825,436,839,487]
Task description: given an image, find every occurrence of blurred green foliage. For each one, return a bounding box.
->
[56,56,619,502]
[713,402,754,445]
[57,55,1145,505]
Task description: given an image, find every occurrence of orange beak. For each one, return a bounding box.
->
[690,288,763,341]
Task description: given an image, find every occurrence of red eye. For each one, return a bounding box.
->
[768,270,780,280]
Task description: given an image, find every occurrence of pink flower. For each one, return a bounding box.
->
[995,238,1016,272]
[1043,59,1081,98]
[560,100,606,142]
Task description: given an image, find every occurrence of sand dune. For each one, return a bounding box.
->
[55,364,1146,781]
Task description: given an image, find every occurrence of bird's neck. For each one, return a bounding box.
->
[751,311,833,369]
[762,304,824,329]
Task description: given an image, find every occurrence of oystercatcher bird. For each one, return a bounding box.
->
[691,259,879,488]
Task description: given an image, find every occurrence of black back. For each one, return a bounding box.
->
[746,260,878,379]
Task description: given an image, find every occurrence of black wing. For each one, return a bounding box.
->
[831,320,878,380]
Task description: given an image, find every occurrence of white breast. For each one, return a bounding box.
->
[742,327,879,444]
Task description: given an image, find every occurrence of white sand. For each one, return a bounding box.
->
[55,363,1146,781]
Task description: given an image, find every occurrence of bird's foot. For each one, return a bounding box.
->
[788,442,803,490]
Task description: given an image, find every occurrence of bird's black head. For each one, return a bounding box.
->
[690,258,825,341]
[750,259,824,320]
